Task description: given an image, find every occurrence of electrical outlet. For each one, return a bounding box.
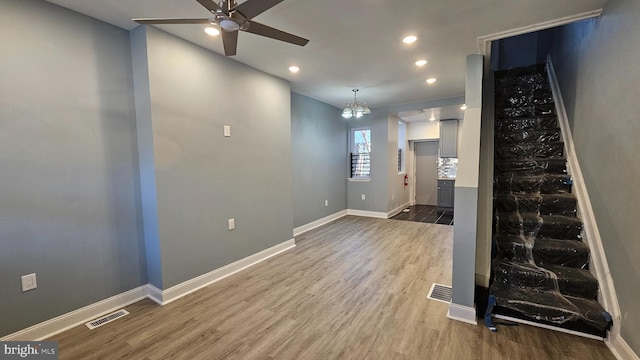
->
[21,273,37,292]
[228,218,235,230]
[325,200,328,207]
[361,194,366,200]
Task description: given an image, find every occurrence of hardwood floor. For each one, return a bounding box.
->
[50,216,615,359]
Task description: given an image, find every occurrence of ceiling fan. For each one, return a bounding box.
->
[133,0,309,56]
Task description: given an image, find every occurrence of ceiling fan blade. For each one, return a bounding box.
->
[196,0,223,13]
[244,21,309,46]
[233,0,284,19]
[133,18,212,25]
[221,30,238,56]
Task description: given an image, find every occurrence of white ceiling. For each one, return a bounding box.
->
[398,105,465,123]
[44,0,606,109]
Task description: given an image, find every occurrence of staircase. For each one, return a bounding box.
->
[490,63,612,338]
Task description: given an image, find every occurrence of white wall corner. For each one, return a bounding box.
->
[447,303,478,325]
[293,210,348,237]
[0,286,149,341]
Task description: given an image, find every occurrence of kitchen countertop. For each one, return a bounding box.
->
[437,177,456,181]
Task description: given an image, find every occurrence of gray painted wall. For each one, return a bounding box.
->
[0,0,146,336]
[141,27,294,289]
[548,0,640,353]
[291,93,347,228]
[346,111,390,213]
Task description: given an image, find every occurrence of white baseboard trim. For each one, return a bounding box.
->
[346,209,388,219]
[607,334,640,360]
[293,210,348,237]
[447,303,478,325]
[475,273,490,289]
[387,202,411,218]
[150,239,296,305]
[0,286,148,341]
[494,314,603,341]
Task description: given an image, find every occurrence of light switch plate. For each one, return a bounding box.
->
[361,194,366,200]
[228,218,235,230]
[224,125,231,137]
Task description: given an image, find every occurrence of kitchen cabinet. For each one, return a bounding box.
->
[439,119,458,158]
[437,179,455,209]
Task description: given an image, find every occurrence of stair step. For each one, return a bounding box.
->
[493,260,598,299]
[495,116,558,133]
[541,194,577,217]
[495,64,548,87]
[494,193,576,216]
[495,91,554,108]
[496,236,590,269]
[495,142,564,160]
[544,264,599,300]
[496,213,583,240]
[495,128,562,145]
[490,285,612,337]
[494,174,572,194]
[494,158,567,176]
[496,104,556,119]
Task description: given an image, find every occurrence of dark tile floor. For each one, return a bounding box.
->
[390,205,454,225]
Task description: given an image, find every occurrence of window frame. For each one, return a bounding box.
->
[349,127,372,180]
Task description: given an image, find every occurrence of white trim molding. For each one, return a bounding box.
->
[546,58,622,345]
[608,335,640,360]
[148,239,296,305]
[346,209,388,219]
[387,202,411,218]
[477,9,603,55]
[447,303,478,325]
[1,286,148,341]
[293,210,348,237]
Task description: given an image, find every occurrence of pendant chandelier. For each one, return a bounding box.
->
[341,89,371,119]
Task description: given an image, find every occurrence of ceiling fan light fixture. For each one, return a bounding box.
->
[204,27,220,36]
[219,18,240,31]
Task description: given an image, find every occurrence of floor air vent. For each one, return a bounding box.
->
[427,283,452,303]
[85,309,129,330]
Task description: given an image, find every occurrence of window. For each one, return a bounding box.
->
[350,128,371,178]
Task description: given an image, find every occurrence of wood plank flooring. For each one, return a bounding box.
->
[50,216,615,359]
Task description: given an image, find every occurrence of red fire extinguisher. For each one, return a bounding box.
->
[404,174,409,186]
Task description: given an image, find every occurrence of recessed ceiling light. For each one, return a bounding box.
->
[426,78,437,84]
[288,65,300,73]
[429,114,436,121]
[415,59,428,67]
[460,104,468,110]
[204,27,220,36]
[402,35,417,44]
